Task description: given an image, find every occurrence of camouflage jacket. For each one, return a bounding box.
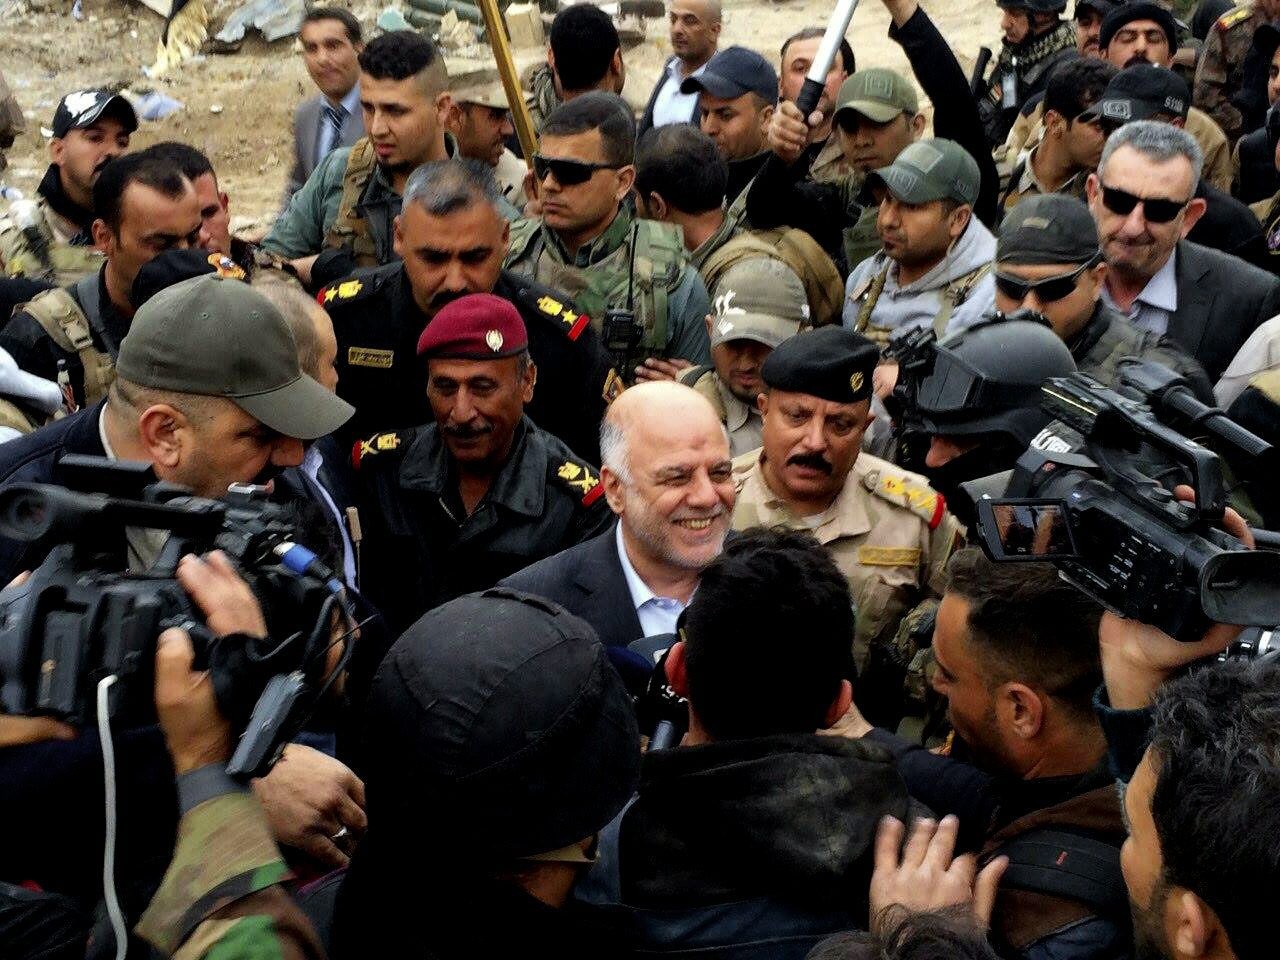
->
[504,204,712,364]
[136,770,324,960]
[1193,2,1269,142]
[0,165,104,283]
[524,62,561,133]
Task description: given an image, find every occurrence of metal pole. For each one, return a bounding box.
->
[794,0,861,117]
[474,0,539,164]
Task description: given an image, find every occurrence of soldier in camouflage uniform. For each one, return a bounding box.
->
[994,194,1215,399]
[263,31,458,285]
[678,258,807,456]
[979,0,1078,146]
[730,326,964,707]
[0,89,136,285]
[505,93,711,373]
[1193,0,1280,143]
[0,69,23,175]
[524,4,625,133]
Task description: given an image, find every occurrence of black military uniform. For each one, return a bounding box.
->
[351,416,615,636]
[0,267,126,406]
[319,264,620,463]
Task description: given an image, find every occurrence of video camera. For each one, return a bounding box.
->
[0,456,353,779]
[972,361,1280,642]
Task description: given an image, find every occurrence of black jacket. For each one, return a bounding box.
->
[1187,179,1266,269]
[637,57,702,138]
[352,416,614,636]
[500,524,644,648]
[1169,240,1280,380]
[745,5,1000,265]
[0,269,129,408]
[577,734,910,959]
[320,264,616,463]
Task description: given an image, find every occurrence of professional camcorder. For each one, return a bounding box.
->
[0,456,353,778]
[972,362,1280,642]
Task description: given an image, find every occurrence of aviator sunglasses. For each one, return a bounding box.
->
[532,153,624,186]
[994,255,1102,304]
[1099,183,1191,224]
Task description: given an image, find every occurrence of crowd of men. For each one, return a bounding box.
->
[0,0,1278,957]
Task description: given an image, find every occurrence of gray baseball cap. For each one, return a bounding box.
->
[709,258,808,349]
[832,69,918,125]
[867,138,981,207]
[116,274,354,440]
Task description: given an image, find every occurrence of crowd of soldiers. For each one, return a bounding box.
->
[0,0,1279,957]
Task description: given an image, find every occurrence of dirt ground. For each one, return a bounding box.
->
[0,0,1000,231]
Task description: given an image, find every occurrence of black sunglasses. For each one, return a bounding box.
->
[532,153,623,186]
[995,257,1100,304]
[1100,183,1191,224]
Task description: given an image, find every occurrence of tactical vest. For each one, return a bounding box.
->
[506,217,686,357]
[851,261,992,348]
[20,275,116,405]
[702,228,845,328]
[322,138,380,269]
[842,204,880,276]
[0,198,104,285]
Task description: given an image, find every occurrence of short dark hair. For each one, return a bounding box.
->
[1044,58,1117,122]
[683,527,853,740]
[635,125,727,214]
[549,4,620,92]
[301,6,362,45]
[810,909,1001,960]
[780,26,856,75]
[358,29,441,84]
[542,91,636,166]
[944,548,1103,719]
[93,151,190,234]
[144,141,215,183]
[1147,658,1280,960]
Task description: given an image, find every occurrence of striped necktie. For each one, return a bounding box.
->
[320,103,346,163]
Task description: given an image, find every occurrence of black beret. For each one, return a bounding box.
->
[761,326,878,404]
[1099,1,1178,54]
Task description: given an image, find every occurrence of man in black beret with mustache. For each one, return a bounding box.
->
[730,326,963,718]
[317,158,619,462]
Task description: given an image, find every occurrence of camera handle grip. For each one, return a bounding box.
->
[168,619,216,672]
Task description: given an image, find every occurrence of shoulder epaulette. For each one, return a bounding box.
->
[1217,5,1252,29]
[551,457,605,507]
[317,272,383,309]
[533,290,592,341]
[351,430,407,470]
[864,465,947,530]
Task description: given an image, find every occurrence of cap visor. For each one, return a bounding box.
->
[835,100,903,124]
[712,315,799,349]
[681,72,747,98]
[234,375,354,441]
[868,165,940,204]
[79,94,139,133]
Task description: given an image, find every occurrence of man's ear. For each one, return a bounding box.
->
[910,112,927,137]
[91,218,114,256]
[999,682,1045,740]
[757,390,770,415]
[759,103,776,139]
[501,219,511,247]
[666,639,690,698]
[392,214,404,257]
[615,164,637,200]
[435,92,454,124]
[703,311,714,338]
[136,404,187,471]
[1180,197,1207,237]
[1085,171,1100,206]
[644,190,670,221]
[49,137,65,165]
[824,679,853,727]
[1044,109,1066,139]
[948,204,972,241]
[521,358,537,404]
[1168,888,1218,959]
[601,461,627,514]
[219,191,230,213]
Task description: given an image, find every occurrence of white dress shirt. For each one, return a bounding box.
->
[615,521,686,636]
[651,59,705,129]
[1102,249,1178,336]
[303,445,357,587]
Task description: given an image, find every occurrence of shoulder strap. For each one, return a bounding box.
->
[992,829,1128,918]
[323,140,378,258]
[21,285,116,404]
[934,263,992,334]
[632,223,669,354]
[853,262,893,333]
[769,227,845,327]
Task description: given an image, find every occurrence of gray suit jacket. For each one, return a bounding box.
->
[286,92,364,204]
[1170,240,1280,381]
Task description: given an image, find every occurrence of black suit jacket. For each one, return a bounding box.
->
[637,57,702,139]
[1170,240,1280,381]
[500,524,644,648]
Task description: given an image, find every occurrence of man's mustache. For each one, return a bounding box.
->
[443,422,493,440]
[788,452,833,474]
[430,289,469,311]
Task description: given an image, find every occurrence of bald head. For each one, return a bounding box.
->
[254,281,340,392]
[601,381,735,574]
[669,0,721,69]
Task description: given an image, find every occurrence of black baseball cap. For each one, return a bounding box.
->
[51,89,138,139]
[116,273,353,440]
[998,194,1101,265]
[356,587,641,861]
[129,249,247,309]
[681,46,779,104]
[1083,63,1190,124]
[1099,1,1179,54]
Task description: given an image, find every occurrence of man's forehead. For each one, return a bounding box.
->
[1115,18,1166,34]
[540,129,606,162]
[784,36,820,66]
[700,91,751,111]
[301,18,349,42]
[404,202,502,240]
[1103,144,1193,189]
[773,388,867,415]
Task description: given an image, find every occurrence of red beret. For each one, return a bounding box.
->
[416,293,529,359]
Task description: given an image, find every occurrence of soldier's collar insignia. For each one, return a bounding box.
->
[207,253,246,280]
[486,329,504,352]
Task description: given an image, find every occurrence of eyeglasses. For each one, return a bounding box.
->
[531,154,623,186]
[994,257,1100,304]
[1100,183,1191,224]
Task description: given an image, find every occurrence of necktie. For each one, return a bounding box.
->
[319,103,346,164]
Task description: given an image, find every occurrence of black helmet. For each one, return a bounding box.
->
[913,312,1077,447]
[997,0,1068,15]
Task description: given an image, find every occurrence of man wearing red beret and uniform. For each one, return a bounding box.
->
[351,291,615,635]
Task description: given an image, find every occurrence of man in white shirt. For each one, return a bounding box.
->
[502,381,734,645]
[639,0,722,136]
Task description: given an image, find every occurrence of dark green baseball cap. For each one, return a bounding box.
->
[116,273,354,440]
[832,68,918,124]
[867,138,981,207]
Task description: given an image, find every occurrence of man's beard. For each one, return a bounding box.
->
[1131,887,1175,960]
